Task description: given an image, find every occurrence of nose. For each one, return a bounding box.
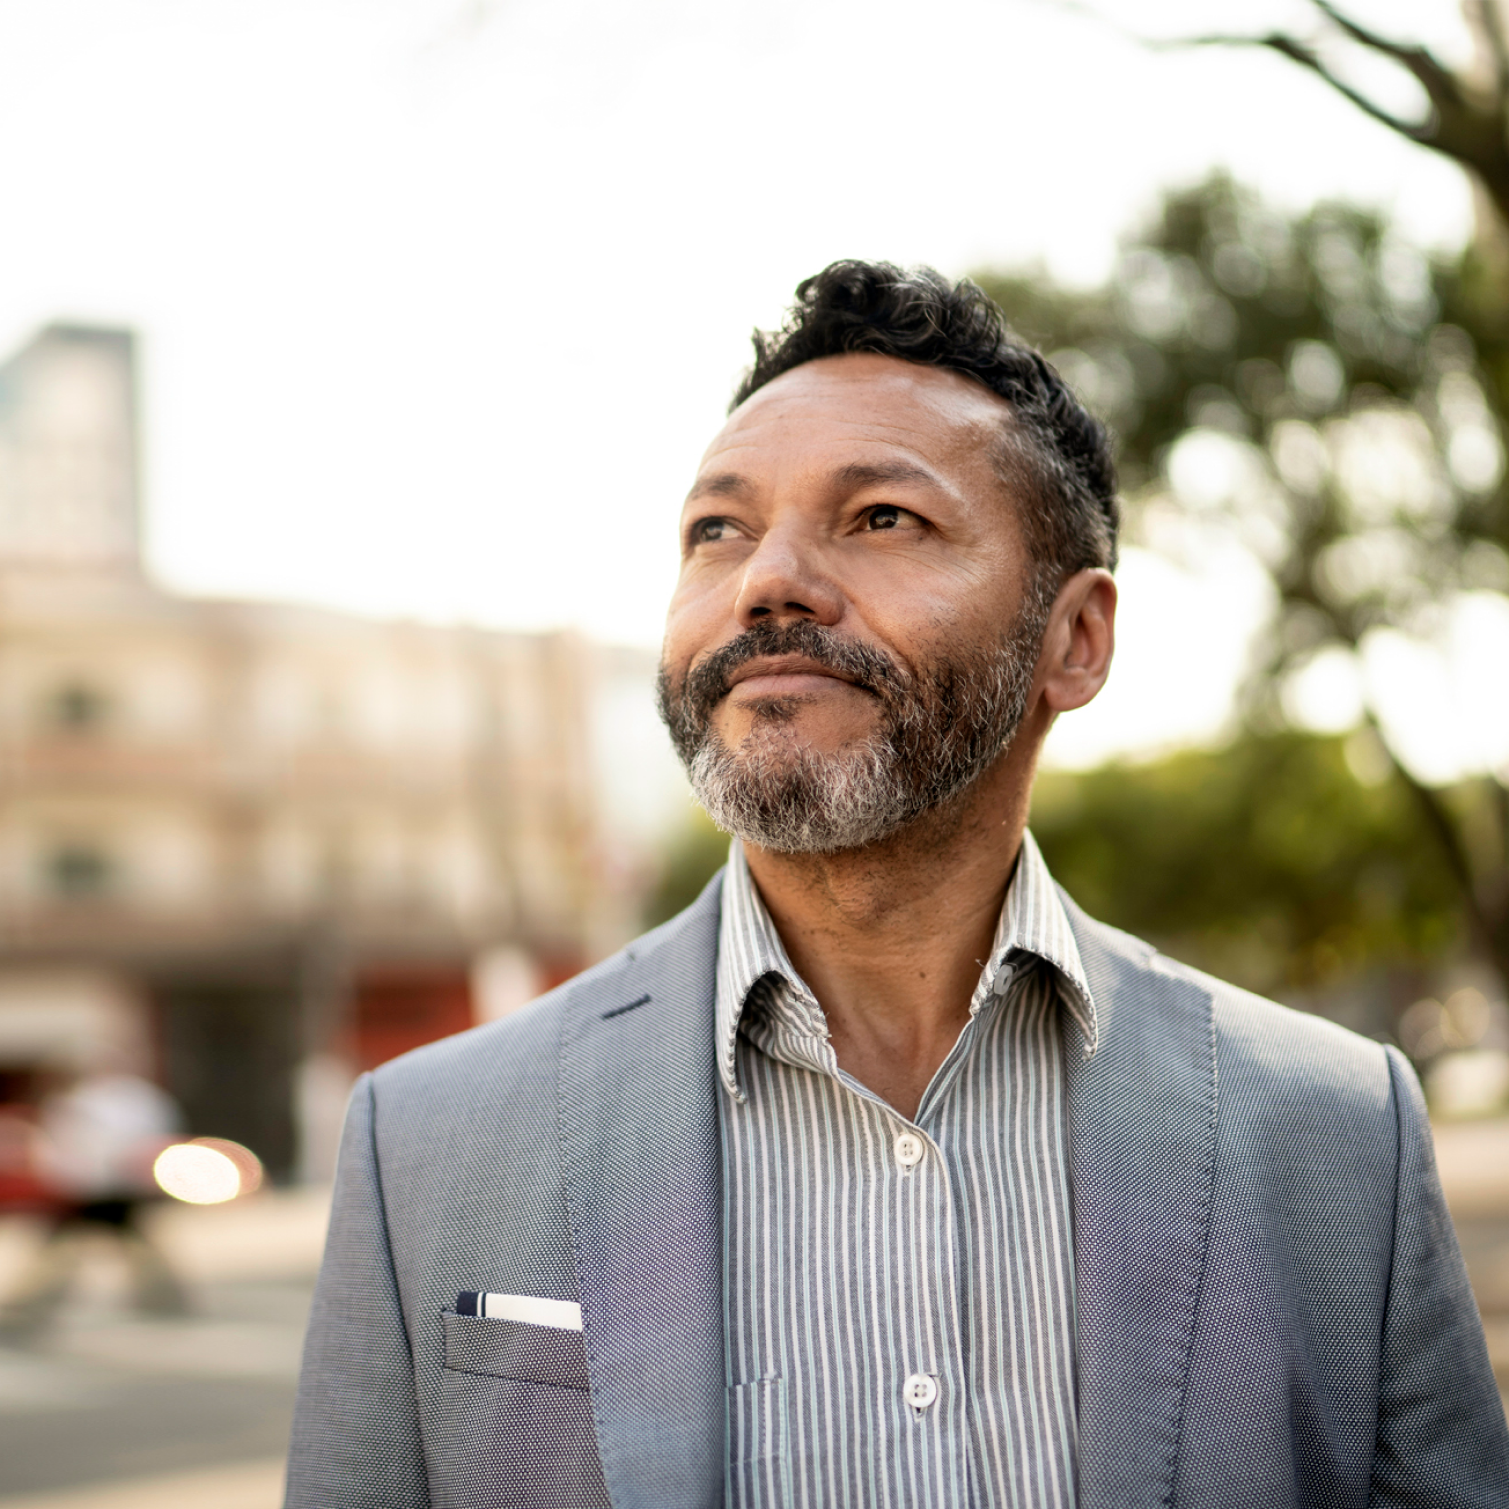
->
[733,524,844,630]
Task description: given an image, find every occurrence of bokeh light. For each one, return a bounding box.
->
[153,1137,264,1205]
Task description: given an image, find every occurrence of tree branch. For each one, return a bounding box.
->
[1470,0,1509,104]
[1302,0,1489,138]
[1169,21,1509,234]
[1170,33,1430,140]
[1365,709,1509,980]
[1270,33,1436,142]
[1493,773,1509,881]
[1306,0,1445,78]
[1171,1,1464,127]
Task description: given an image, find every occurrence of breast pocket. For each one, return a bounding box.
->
[728,1377,790,1509]
[435,1313,608,1509]
[442,1311,591,1389]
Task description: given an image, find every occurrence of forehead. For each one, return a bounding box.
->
[696,353,1012,484]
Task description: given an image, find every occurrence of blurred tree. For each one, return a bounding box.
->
[976,173,1509,993]
[645,807,731,928]
[1031,732,1462,1024]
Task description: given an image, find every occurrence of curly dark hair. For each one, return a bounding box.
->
[733,260,1119,601]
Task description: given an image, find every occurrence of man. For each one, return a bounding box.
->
[287,262,1507,1508]
[1,1062,187,1338]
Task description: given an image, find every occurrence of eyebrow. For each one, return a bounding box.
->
[829,460,939,491]
[685,471,752,504]
[684,458,941,506]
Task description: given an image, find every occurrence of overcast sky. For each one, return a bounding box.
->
[0,0,1494,772]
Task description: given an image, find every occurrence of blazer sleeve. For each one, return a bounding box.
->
[1369,1047,1509,1506]
[285,1074,430,1509]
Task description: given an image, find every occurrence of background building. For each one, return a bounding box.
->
[0,324,668,1178]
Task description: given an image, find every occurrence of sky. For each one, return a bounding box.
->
[0,0,1494,774]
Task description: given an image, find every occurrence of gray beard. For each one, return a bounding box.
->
[689,730,910,854]
[659,614,1045,856]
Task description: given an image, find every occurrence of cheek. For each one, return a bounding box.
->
[853,587,993,677]
[840,534,1018,635]
[662,582,723,683]
[901,555,1025,650]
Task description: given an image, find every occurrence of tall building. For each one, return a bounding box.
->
[0,325,141,570]
[0,323,639,1178]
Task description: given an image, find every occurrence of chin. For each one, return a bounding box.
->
[722,698,875,752]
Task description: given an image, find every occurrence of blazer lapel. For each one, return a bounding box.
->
[557,877,726,1509]
[1063,898,1219,1509]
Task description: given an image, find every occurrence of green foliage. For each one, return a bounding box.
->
[644,807,730,927]
[1032,732,1462,1002]
[976,175,1509,679]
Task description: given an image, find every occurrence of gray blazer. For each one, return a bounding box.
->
[286,876,1508,1508]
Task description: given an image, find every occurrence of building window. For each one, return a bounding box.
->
[48,845,112,898]
[49,682,109,733]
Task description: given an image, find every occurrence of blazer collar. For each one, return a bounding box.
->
[1062,893,1219,1509]
[557,875,727,1509]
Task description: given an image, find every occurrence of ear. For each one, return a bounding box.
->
[1036,569,1116,714]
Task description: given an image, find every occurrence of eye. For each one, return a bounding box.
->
[689,517,739,546]
[865,505,918,531]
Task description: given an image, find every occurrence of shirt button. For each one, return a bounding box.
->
[903,1373,938,1410]
[893,1132,925,1170]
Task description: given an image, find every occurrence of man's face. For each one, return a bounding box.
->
[658,352,1047,853]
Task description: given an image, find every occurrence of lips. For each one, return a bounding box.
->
[662,622,902,749]
[726,656,857,691]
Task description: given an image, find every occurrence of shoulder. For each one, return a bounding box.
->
[1068,899,1394,1127]
[1175,951,1392,1116]
[369,873,726,1118]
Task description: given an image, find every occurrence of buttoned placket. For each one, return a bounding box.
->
[750,957,1025,1503]
[719,836,1092,1509]
[847,1087,971,1497]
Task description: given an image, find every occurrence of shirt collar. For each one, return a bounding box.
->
[714,839,803,1103]
[714,830,1099,1103]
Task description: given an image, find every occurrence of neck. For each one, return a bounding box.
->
[741,734,1041,1119]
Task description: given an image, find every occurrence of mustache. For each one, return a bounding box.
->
[676,621,907,722]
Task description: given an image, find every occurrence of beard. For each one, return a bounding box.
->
[655,607,1047,856]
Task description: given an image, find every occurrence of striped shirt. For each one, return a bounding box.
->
[715,831,1098,1509]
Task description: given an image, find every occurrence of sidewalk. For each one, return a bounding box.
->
[1434,1117,1509,1401]
[0,1187,329,1507]
[0,1460,285,1509]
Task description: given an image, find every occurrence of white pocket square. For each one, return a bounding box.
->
[455,1291,583,1330]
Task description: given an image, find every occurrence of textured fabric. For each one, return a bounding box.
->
[1062,897,1509,1507]
[556,905,725,1507]
[285,1074,430,1509]
[716,834,1087,1507]
[443,1312,592,1389]
[285,871,1509,1509]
